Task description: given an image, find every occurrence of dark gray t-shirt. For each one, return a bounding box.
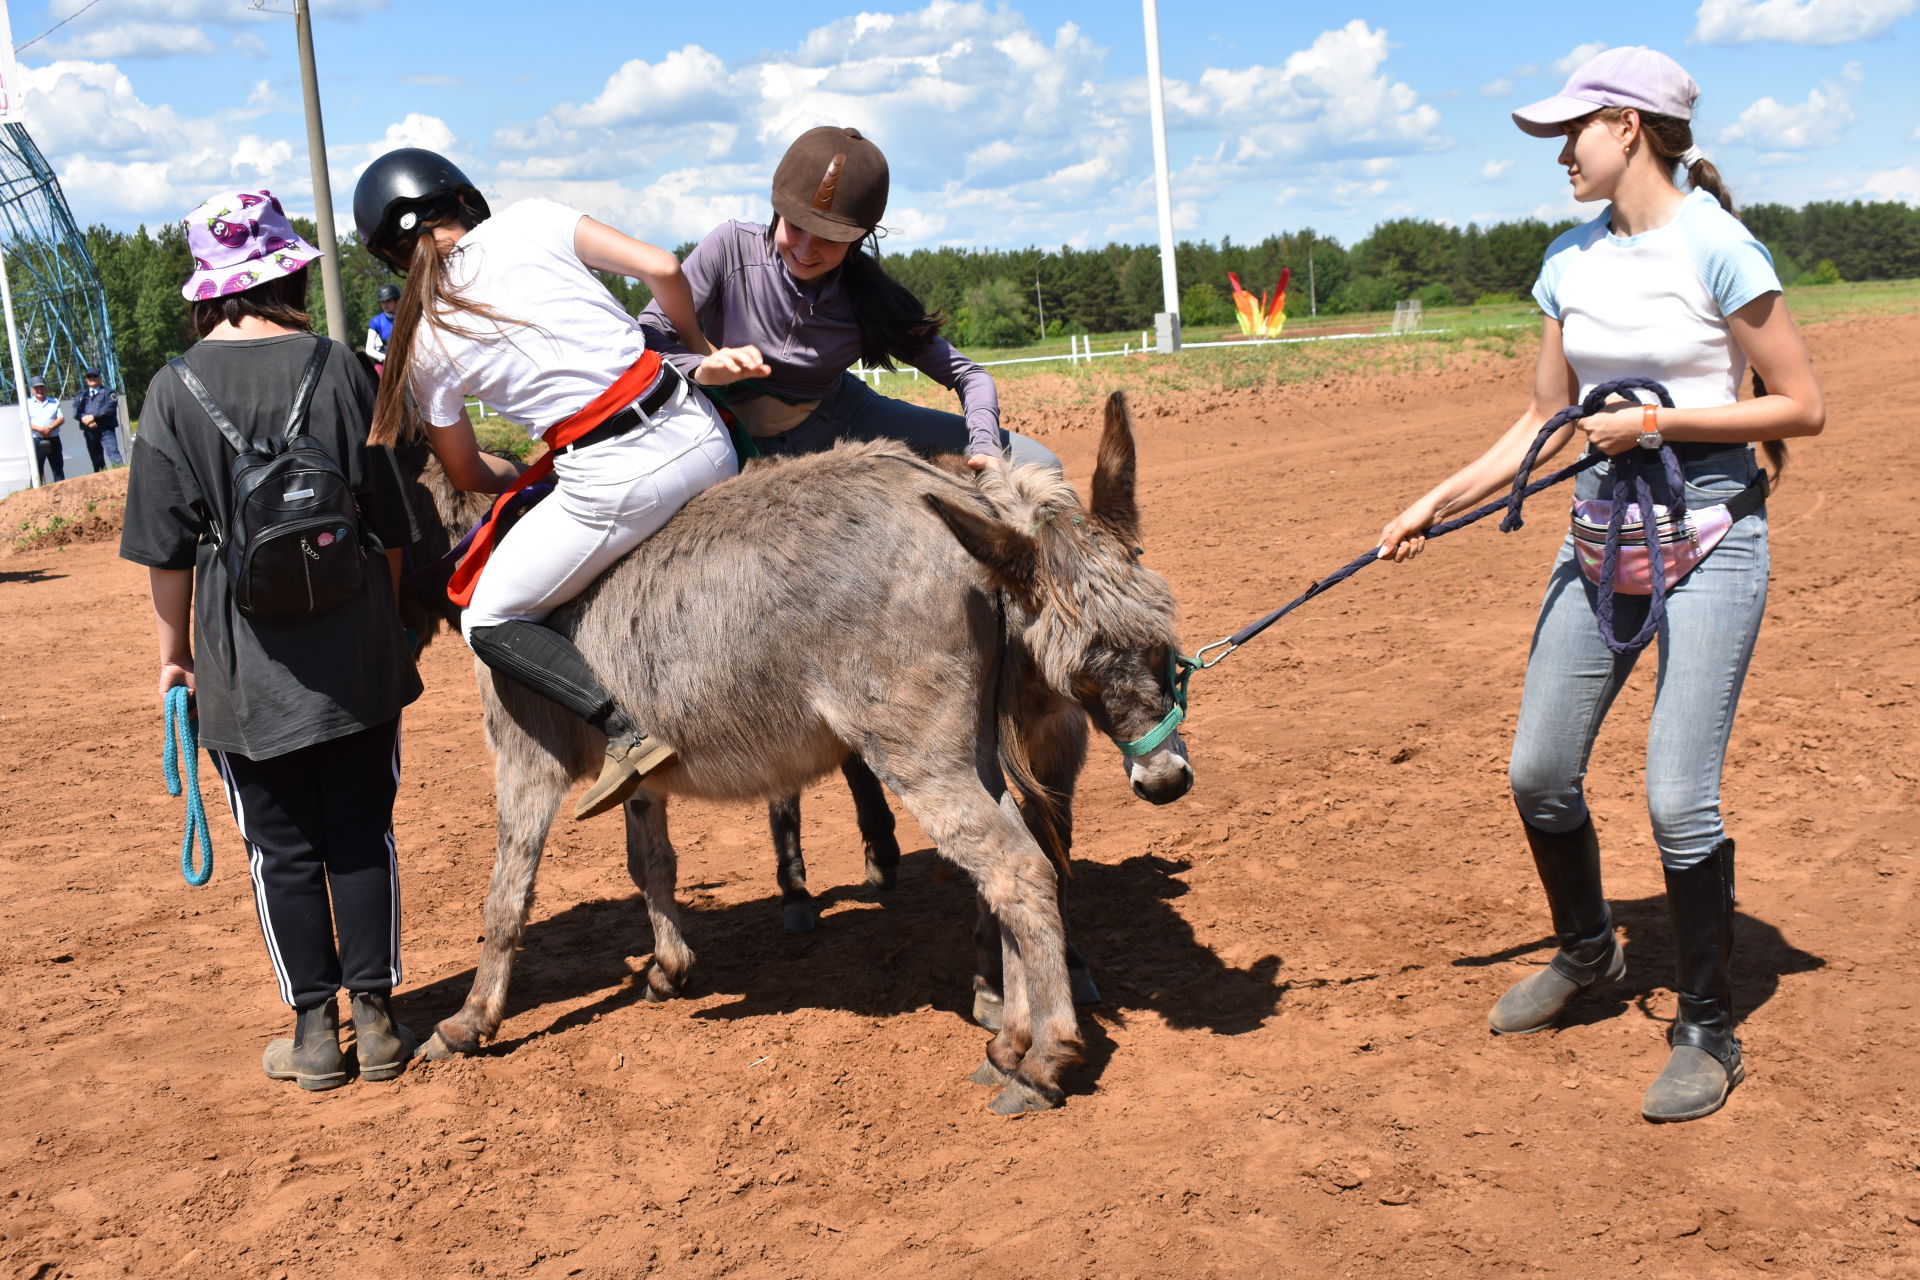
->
[120,333,422,760]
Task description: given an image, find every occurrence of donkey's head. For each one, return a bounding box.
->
[926,392,1194,805]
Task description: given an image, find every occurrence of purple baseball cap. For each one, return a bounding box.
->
[179,189,323,302]
[1512,46,1700,138]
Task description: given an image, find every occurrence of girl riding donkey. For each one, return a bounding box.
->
[640,127,1076,951]
[354,149,769,820]
[1380,47,1824,1122]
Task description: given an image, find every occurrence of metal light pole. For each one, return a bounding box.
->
[1034,252,1055,343]
[1142,0,1180,352]
[293,0,347,342]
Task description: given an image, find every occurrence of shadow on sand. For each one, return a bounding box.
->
[397,847,1286,1095]
[1450,891,1825,1028]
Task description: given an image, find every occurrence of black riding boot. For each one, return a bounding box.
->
[1643,838,1743,1122]
[467,620,674,820]
[1488,814,1625,1034]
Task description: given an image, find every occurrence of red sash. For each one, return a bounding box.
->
[446,351,663,608]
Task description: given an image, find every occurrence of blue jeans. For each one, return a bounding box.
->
[749,372,1061,471]
[1509,446,1769,870]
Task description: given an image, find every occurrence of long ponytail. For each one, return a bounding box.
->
[1625,108,1788,484]
[369,201,533,447]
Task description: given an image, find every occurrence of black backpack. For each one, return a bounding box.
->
[169,339,368,624]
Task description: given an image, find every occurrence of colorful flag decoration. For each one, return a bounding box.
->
[1228,268,1291,337]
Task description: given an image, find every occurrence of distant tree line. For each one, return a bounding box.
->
[61,198,1920,417]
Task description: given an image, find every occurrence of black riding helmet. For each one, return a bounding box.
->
[353,148,491,270]
[376,282,401,303]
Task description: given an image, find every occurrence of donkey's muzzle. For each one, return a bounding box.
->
[1127,740,1194,805]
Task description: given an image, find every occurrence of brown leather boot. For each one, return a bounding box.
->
[574,726,676,820]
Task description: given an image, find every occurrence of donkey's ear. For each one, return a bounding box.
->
[1092,391,1141,543]
[924,492,1042,609]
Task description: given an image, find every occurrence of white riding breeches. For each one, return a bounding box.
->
[460,376,738,642]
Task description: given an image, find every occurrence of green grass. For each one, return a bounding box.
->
[863,277,1919,411]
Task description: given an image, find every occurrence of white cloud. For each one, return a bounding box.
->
[1692,0,1916,44]
[20,59,302,219]
[1479,77,1514,98]
[1859,164,1920,201]
[1721,84,1855,149]
[1191,21,1446,163]
[1551,42,1607,75]
[34,23,215,59]
[1481,159,1516,180]
[1910,123,1920,140]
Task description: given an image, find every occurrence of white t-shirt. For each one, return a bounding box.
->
[1533,188,1782,410]
[408,198,652,437]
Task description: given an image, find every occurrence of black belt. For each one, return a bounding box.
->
[561,364,682,453]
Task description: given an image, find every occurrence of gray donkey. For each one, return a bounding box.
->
[398,392,1192,1113]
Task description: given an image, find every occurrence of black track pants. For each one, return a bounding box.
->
[209,718,403,1009]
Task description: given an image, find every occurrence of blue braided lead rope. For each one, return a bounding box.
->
[163,685,213,887]
[1198,376,1676,664]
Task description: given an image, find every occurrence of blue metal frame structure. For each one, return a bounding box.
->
[0,123,121,402]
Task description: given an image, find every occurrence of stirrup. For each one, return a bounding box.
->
[574,735,676,820]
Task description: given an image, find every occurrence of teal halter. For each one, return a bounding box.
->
[1114,651,1199,758]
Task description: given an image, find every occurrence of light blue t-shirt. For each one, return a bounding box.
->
[1533,189,1781,409]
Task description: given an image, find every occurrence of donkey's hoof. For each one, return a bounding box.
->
[643,962,683,1003]
[1069,967,1103,1006]
[781,901,817,933]
[420,1029,473,1061]
[968,1057,1012,1088]
[972,989,1005,1034]
[989,1074,1065,1115]
[864,860,898,891]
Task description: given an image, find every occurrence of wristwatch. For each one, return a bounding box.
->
[1637,404,1664,451]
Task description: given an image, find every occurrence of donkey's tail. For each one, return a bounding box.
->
[994,600,1072,882]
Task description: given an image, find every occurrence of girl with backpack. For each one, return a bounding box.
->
[637,126,1058,474]
[1377,47,1825,1122]
[354,150,767,822]
[121,191,422,1091]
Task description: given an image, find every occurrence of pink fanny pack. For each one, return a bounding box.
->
[1570,476,1766,594]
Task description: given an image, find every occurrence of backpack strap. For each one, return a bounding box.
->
[282,336,332,444]
[167,356,252,456]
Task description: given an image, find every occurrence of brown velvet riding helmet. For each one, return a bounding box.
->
[771,126,889,244]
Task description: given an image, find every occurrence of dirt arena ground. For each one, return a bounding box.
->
[2,312,1916,1278]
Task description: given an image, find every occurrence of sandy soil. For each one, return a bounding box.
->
[2,314,1916,1278]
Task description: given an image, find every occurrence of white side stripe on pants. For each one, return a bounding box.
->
[209,749,297,1007]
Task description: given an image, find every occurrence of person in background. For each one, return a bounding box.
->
[27,377,64,483]
[74,369,123,471]
[365,282,400,374]
[639,126,1058,473]
[120,188,422,1092]
[1378,47,1824,1123]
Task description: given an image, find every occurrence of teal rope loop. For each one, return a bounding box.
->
[163,685,213,886]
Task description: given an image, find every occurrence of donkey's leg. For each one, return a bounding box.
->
[625,795,693,1001]
[842,755,902,890]
[424,733,570,1059]
[768,793,815,933]
[1019,707,1098,1005]
[972,896,1006,1033]
[883,775,1080,1113]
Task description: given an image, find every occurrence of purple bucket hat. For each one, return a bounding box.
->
[178,189,323,302]
[1513,47,1700,138]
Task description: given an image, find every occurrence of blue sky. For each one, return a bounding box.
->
[15,0,1920,251]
